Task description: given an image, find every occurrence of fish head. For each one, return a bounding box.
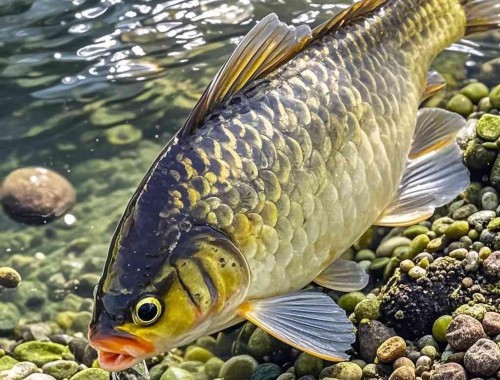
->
[89,194,250,371]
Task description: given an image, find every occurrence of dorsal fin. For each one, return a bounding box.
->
[178,14,312,138]
[179,0,388,138]
[312,0,388,40]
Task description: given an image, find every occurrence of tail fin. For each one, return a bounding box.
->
[463,0,500,34]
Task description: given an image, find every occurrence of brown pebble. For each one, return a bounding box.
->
[483,250,500,279]
[463,338,500,377]
[446,314,486,351]
[482,312,500,336]
[389,365,416,380]
[429,363,466,380]
[461,277,473,288]
[394,357,415,370]
[0,167,75,225]
[0,267,21,288]
[377,337,407,364]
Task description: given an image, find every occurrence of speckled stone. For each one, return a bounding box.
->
[463,338,500,376]
[429,363,466,380]
[377,337,407,364]
[446,315,486,351]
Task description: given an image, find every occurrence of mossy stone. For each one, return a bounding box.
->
[185,347,214,363]
[453,304,487,320]
[338,291,366,313]
[464,140,497,169]
[320,362,362,380]
[196,337,217,354]
[0,302,20,335]
[354,298,380,321]
[13,341,73,366]
[294,353,323,378]
[160,367,195,380]
[0,355,18,371]
[205,357,224,379]
[403,225,430,239]
[42,360,79,380]
[490,84,500,109]
[477,114,500,141]
[369,257,390,272]
[218,355,258,380]
[355,249,375,262]
[447,94,473,116]
[479,97,492,112]
[460,82,489,103]
[251,363,282,380]
[248,328,279,359]
[444,221,469,240]
[408,234,430,258]
[70,368,110,380]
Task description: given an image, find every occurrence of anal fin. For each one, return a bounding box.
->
[315,260,369,292]
[237,291,355,361]
[376,108,470,227]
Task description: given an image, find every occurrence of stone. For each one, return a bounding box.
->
[13,341,73,367]
[319,362,362,380]
[0,362,39,380]
[477,114,500,141]
[483,250,500,279]
[251,363,282,380]
[358,320,396,362]
[42,360,79,380]
[377,337,406,363]
[446,94,473,116]
[432,316,453,343]
[482,312,500,336]
[0,356,18,371]
[388,366,415,380]
[376,237,411,258]
[460,82,489,104]
[184,347,213,363]
[429,363,466,380]
[338,292,366,313]
[444,221,469,240]
[0,268,21,288]
[160,367,194,380]
[354,298,380,321]
[69,368,110,380]
[218,355,258,380]
[294,353,323,378]
[25,374,57,380]
[204,357,224,379]
[463,338,500,376]
[247,328,279,360]
[490,84,500,109]
[446,314,486,351]
[0,303,20,335]
[0,167,75,225]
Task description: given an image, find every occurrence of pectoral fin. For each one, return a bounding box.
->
[376,108,470,227]
[314,260,369,292]
[237,291,354,361]
[422,71,446,101]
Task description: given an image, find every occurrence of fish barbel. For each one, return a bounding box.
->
[89,0,500,371]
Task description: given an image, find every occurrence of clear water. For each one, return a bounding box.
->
[0,0,498,341]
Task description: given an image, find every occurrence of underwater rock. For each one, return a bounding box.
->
[376,337,406,364]
[460,82,489,104]
[0,167,75,225]
[319,362,362,380]
[0,267,21,288]
[357,320,396,363]
[0,303,20,336]
[430,363,466,380]
[69,368,110,380]
[476,114,500,141]
[218,355,258,380]
[446,314,486,351]
[490,84,500,109]
[13,341,73,367]
[482,311,500,335]
[463,338,500,376]
[0,361,39,379]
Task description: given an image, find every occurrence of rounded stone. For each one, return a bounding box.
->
[319,362,362,380]
[403,226,429,239]
[354,298,380,321]
[25,374,57,380]
[447,94,473,116]
[463,338,500,376]
[13,341,73,367]
[394,357,415,370]
[460,82,489,103]
[408,266,426,279]
[358,320,396,362]
[482,191,499,210]
[429,363,466,380]
[0,167,76,225]
[376,237,411,258]
[408,235,430,258]
[69,368,110,380]
[219,355,258,380]
[294,353,323,378]
[432,316,453,343]
[338,292,366,313]
[490,84,500,109]
[377,337,407,364]
[252,363,282,380]
[160,367,195,380]
[248,328,279,359]
[42,360,79,380]
[184,346,214,363]
[483,250,500,279]
[388,365,415,380]
[205,357,224,379]
[355,249,376,262]
[482,312,500,336]
[444,221,469,240]
[420,346,437,360]
[446,314,486,351]
[400,260,415,273]
[0,267,21,288]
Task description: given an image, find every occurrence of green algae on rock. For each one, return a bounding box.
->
[13,341,74,367]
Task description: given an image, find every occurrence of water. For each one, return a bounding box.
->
[0,0,498,364]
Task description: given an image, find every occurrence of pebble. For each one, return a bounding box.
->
[490,84,500,109]
[355,249,375,262]
[483,250,500,278]
[444,221,469,240]
[0,267,21,288]
[415,356,432,369]
[0,362,39,379]
[160,367,194,380]
[388,365,415,380]
[376,237,411,258]
[393,357,415,370]
[482,191,499,210]
[25,374,57,380]
[0,167,76,225]
[219,355,258,380]
[432,316,453,343]
[463,338,500,376]
[420,346,437,360]
[468,210,496,227]
[403,226,429,239]
[42,360,78,380]
[447,94,473,116]
[377,337,406,364]
[408,266,426,279]
[252,363,282,380]
[452,204,478,220]
[400,260,415,272]
[338,292,366,313]
[319,362,362,380]
[446,314,486,351]
[362,364,377,378]
[205,357,224,379]
[358,321,396,362]
[294,353,323,378]
[184,347,213,363]
[369,257,390,272]
[460,82,489,103]
[354,298,380,321]
[408,235,430,258]
[477,114,500,141]
[429,363,466,380]
[13,341,73,367]
[482,312,500,336]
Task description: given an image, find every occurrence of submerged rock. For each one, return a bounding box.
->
[0,167,75,225]
[0,267,21,288]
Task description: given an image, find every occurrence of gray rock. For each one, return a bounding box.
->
[429,363,466,380]
[483,251,500,279]
[463,338,500,376]
[446,315,486,351]
[0,361,39,380]
[358,320,396,362]
[467,210,496,227]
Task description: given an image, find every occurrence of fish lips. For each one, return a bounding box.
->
[88,328,154,372]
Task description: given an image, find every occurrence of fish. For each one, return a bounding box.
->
[89,0,500,372]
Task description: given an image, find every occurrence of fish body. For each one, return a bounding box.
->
[89,0,499,372]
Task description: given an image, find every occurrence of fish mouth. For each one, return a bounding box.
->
[89,329,155,371]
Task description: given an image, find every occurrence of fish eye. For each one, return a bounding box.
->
[132,297,162,326]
